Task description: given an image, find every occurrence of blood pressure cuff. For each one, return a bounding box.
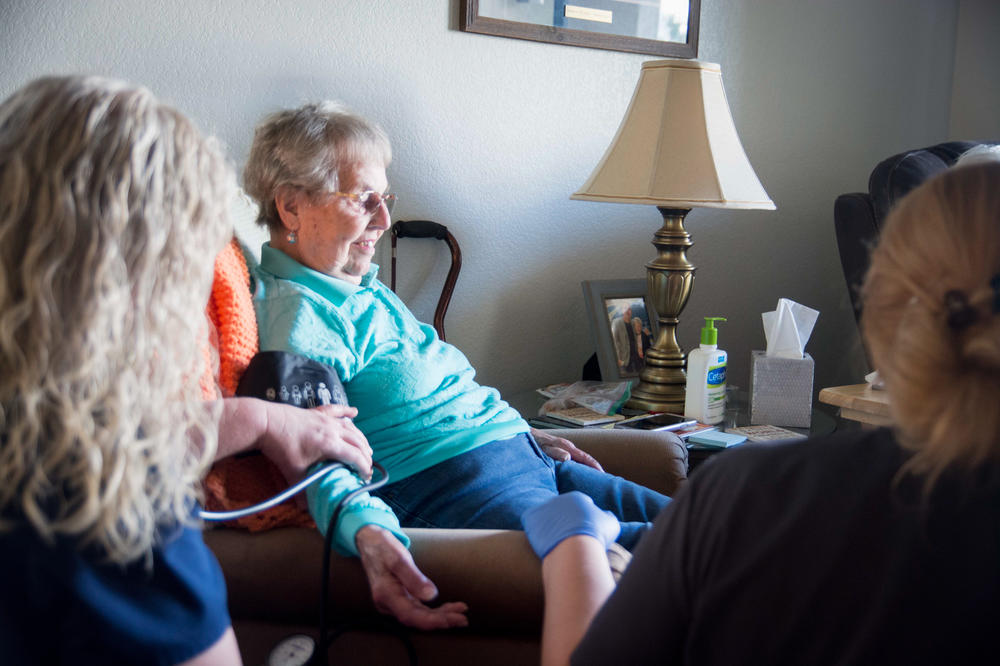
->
[230,350,408,555]
[203,351,350,532]
[236,350,348,407]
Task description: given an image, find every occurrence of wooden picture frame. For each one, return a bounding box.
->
[582,279,658,384]
[459,0,700,58]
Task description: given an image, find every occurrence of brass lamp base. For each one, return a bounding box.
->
[626,207,695,414]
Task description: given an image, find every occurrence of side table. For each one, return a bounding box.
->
[509,387,837,476]
[817,383,891,427]
[686,391,837,473]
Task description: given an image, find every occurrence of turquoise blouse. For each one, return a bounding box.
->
[253,243,528,554]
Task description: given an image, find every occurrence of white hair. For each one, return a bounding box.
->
[243,101,392,230]
[954,144,1000,168]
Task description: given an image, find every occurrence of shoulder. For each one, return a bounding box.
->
[255,272,348,336]
[698,428,898,484]
[115,526,232,662]
[254,279,368,379]
[368,276,411,313]
[684,428,903,518]
[1,525,230,664]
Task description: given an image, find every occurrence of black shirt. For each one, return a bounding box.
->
[574,428,1000,665]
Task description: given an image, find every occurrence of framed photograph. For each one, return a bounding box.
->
[459,0,700,58]
[582,279,658,384]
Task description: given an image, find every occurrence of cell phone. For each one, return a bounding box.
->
[613,413,697,431]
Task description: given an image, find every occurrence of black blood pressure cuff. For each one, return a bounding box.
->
[236,350,348,408]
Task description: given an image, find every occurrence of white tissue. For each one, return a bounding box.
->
[762,298,818,359]
[865,370,885,390]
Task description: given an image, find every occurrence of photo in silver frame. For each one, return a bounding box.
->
[582,279,658,384]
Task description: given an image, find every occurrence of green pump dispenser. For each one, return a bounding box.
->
[699,317,727,346]
[685,317,728,424]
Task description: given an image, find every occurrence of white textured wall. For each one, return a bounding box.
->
[0,0,960,399]
[950,0,1000,140]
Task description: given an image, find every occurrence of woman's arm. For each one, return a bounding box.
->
[308,471,471,630]
[176,627,242,666]
[540,536,615,666]
[213,397,373,481]
[522,492,621,666]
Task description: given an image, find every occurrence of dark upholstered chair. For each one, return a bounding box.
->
[833,141,993,328]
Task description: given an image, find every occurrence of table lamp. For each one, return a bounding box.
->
[572,58,775,413]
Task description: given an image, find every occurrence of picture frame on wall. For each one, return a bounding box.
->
[582,279,658,384]
[459,0,700,58]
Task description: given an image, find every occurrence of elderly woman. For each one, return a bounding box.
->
[0,76,240,664]
[243,102,672,620]
[527,161,1000,665]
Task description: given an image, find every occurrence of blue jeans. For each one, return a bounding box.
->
[374,433,671,550]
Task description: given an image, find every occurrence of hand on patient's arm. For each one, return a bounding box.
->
[355,525,469,630]
[531,429,604,471]
[259,400,373,482]
[522,492,619,666]
[214,397,373,481]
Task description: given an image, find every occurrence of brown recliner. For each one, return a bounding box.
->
[205,427,687,666]
[207,215,688,665]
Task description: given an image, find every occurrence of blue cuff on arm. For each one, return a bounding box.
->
[306,466,410,557]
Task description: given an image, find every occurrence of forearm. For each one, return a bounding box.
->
[540,536,616,666]
[307,465,409,556]
[213,397,270,461]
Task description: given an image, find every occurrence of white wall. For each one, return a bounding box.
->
[950,0,1000,140]
[0,0,962,400]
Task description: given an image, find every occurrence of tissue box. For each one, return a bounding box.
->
[749,350,814,428]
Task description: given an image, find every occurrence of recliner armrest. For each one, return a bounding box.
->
[205,426,687,636]
[548,427,687,497]
[205,526,544,633]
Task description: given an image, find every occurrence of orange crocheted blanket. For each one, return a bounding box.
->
[202,238,315,532]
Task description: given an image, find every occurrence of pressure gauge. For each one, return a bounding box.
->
[267,634,316,666]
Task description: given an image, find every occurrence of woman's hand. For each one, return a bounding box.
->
[522,492,620,560]
[355,525,469,630]
[258,401,373,482]
[215,397,373,486]
[531,429,604,471]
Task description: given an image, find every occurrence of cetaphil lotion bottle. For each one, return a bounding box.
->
[684,317,727,425]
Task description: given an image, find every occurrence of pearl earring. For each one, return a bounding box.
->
[287,230,297,244]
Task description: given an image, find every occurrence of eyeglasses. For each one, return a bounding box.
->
[331,189,397,216]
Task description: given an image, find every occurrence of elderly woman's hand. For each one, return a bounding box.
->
[258,401,373,483]
[355,525,469,630]
[531,429,604,471]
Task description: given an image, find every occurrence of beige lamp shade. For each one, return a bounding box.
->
[572,59,775,210]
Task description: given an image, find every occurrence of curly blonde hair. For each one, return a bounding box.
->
[862,162,1000,490]
[242,101,392,230]
[0,76,235,564]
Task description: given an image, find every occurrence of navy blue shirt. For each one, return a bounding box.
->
[1,523,231,665]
